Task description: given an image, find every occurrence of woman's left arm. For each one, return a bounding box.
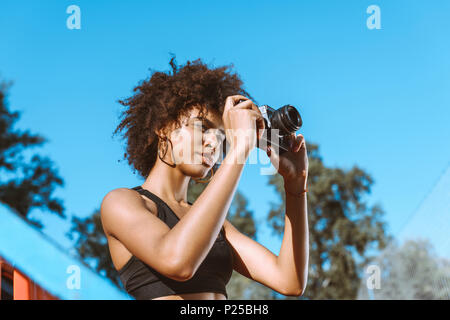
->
[267,133,309,295]
[276,177,309,295]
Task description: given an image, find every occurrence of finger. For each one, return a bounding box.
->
[246,109,266,135]
[233,99,255,110]
[231,109,265,139]
[226,95,249,106]
[295,134,304,152]
[255,112,266,139]
[296,134,306,152]
[287,133,297,152]
[288,133,302,152]
[249,101,260,113]
[297,135,306,152]
[223,95,249,115]
[233,98,260,115]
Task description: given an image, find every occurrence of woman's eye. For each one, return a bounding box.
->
[198,125,207,132]
[200,122,209,132]
[192,123,204,130]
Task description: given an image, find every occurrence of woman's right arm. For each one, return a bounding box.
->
[101,95,264,281]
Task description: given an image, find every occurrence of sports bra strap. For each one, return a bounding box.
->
[131,186,193,207]
[131,186,166,206]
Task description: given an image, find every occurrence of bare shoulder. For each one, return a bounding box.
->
[99,189,176,276]
[101,188,141,214]
[100,187,155,236]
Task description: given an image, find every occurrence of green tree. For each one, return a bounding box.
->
[67,210,122,287]
[0,80,65,228]
[358,239,450,299]
[267,142,390,299]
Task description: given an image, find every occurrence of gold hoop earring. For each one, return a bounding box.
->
[158,137,176,168]
[193,166,214,184]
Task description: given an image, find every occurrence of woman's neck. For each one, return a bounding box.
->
[142,159,191,207]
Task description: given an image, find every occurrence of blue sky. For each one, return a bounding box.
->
[1,0,449,261]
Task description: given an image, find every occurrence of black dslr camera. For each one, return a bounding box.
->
[222,100,303,157]
[257,104,303,155]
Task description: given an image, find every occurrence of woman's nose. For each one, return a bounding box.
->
[203,131,220,150]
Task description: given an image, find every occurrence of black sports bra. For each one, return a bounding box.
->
[117,186,234,300]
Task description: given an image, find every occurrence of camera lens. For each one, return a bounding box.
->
[271,105,302,135]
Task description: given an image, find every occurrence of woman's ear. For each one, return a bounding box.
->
[155,127,171,142]
[153,130,162,145]
[156,119,180,140]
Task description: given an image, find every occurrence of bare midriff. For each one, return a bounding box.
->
[152,292,227,300]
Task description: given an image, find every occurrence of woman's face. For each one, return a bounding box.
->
[163,106,225,178]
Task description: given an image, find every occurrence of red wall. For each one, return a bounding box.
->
[0,257,59,300]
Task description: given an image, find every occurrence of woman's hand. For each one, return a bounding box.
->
[266,133,309,192]
[222,95,265,160]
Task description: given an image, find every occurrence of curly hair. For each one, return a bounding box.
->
[113,56,255,178]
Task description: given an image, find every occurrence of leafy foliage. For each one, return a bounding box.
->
[267,142,391,299]
[358,239,450,299]
[0,80,65,228]
[67,211,123,288]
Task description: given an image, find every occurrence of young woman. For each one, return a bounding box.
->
[100,58,309,300]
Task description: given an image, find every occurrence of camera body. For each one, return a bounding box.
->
[257,104,303,155]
